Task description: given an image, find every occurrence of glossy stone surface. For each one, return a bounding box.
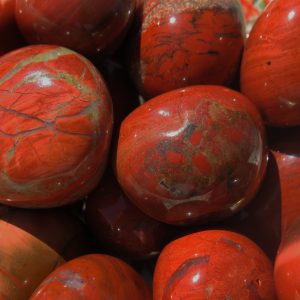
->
[85,169,174,260]
[268,126,300,299]
[153,230,275,299]
[275,217,300,300]
[15,0,136,58]
[0,206,90,300]
[30,254,152,300]
[0,45,113,208]
[221,152,281,261]
[241,0,300,126]
[116,86,267,225]
[129,0,245,99]
[268,126,300,234]
[0,0,25,55]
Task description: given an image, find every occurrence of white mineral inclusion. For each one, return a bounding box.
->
[26,71,53,88]
[288,10,296,21]
[38,76,52,87]
[169,16,176,24]
[192,272,201,283]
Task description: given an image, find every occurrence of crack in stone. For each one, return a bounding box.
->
[0,126,46,138]
[0,104,45,124]
[0,47,107,201]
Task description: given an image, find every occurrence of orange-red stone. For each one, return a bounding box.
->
[153,230,275,299]
[30,254,152,300]
[0,45,113,208]
[0,206,90,300]
[129,0,245,99]
[116,86,267,225]
[241,0,300,126]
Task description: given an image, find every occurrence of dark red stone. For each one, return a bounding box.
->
[116,85,267,225]
[0,0,25,56]
[98,60,140,130]
[30,254,152,300]
[15,0,136,58]
[0,206,90,299]
[153,230,275,299]
[268,126,300,234]
[85,169,174,260]
[275,217,300,300]
[268,126,300,299]
[128,0,245,99]
[221,152,281,261]
[0,206,90,260]
[0,45,113,208]
[241,0,300,126]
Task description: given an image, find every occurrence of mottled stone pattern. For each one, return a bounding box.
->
[30,254,152,300]
[153,230,275,300]
[129,0,245,99]
[116,86,267,225]
[15,0,136,58]
[0,45,113,208]
[241,0,300,126]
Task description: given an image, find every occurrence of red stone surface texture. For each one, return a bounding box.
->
[15,0,136,57]
[0,45,113,208]
[241,0,300,126]
[129,0,245,99]
[116,85,267,225]
[30,254,152,300]
[153,230,275,300]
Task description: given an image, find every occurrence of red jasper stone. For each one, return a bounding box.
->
[153,230,275,300]
[275,217,300,300]
[30,254,152,300]
[116,85,267,225]
[0,206,90,299]
[268,126,300,234]
[0,206,91,260]
[241,0,300,126]
[85,169,174,260]
[267,126,300,299]
[128,0,245,99]
[0,45,113,208]
[221,152,281,261]
[0,0,25,55]
[15,0,136,58]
